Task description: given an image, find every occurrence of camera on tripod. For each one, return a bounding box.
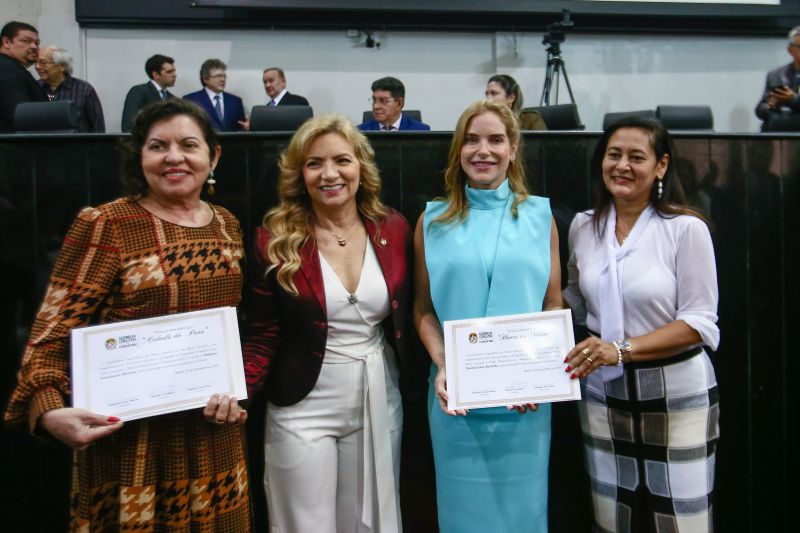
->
[543,10,574,46]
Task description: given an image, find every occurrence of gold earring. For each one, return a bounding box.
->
[206,171,216,196]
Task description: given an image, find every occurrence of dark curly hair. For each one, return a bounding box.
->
[118,99,220,198]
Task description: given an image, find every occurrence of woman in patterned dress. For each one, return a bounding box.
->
[4,100,251,532]
[564,116,719,532]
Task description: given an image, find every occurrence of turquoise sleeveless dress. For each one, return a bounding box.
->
[423,179,553,533]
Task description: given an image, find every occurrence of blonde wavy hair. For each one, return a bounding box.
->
[433,99,528,226]
[263,114,388,295]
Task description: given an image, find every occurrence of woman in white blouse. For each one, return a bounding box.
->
[564,116,719,533]
[243,115,412,532]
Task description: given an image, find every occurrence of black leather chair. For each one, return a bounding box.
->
[249,105,313,131]
[602,109,656,130]
[655,105,714,131]
[361,110,422,124]
[14,101,80,133]
[522,104,584,130]
[762,112,800,132]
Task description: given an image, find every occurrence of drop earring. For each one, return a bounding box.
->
[656,176,663,199]
[206,171,216,196]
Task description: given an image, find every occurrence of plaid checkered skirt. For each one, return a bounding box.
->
[578,348,720,533]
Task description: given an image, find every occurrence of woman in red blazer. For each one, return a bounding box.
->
[243,114,411,532]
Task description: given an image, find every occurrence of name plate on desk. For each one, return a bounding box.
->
[71,307,246,421]
[444,309,580,411]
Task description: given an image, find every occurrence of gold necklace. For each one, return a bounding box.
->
[318,221,357,247]
[615,225,630,243]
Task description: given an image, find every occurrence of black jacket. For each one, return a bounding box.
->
[0,53,48,133]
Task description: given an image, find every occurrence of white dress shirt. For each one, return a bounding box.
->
[564,210,720,350]
[269,88,288,106]
[205,87,224,117]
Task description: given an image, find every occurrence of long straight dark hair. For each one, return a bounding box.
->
[590,116,707,236]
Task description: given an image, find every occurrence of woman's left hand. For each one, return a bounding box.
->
[203,394,247,426]
[565,336,618,379]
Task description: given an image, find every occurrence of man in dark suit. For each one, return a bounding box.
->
[358,76,430,131]
[263,67,309,106]
[183,58,248,132]
[121,54,177,132]
[756,26,800,131]
[0,21,48,133]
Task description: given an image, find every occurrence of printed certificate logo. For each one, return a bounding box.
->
[467,330,494,344]
[105,335,138,350]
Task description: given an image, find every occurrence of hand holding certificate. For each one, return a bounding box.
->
[71,307,247,421]
[444,309,580,411]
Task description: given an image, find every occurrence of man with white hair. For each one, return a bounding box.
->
[36,46,105,132]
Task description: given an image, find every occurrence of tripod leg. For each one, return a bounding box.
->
[559,62,577,104]
[541,57,556,106]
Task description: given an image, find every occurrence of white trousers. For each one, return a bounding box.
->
[264,342,403,533]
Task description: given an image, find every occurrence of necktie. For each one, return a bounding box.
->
[214,95,224,122]
[160,89,167,100]
[269,99,277,107]
[381,125,395,131]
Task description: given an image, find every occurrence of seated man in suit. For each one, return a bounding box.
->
[121,54,177,132]
[184,58,248,131]
[358,76,430,131]
[756,26,800,131]
[36,46,105,132]
[0,21,48,133]
[263,67,309,106]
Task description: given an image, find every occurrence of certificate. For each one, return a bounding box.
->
[71,307,247,421]
[444,309,580,410]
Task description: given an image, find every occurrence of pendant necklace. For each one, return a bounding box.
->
[320,220,357,247]
[616,225,630,244]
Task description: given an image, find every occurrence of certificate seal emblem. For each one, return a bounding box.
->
[468,332,478,344]
[105,338,117,350]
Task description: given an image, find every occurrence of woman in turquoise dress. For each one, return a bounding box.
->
[413,99,563,532]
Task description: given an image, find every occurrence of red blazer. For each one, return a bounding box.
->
[243,209,412,406]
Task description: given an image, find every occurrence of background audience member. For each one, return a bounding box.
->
[184,58,248,131]
[121,54,177,132]
[564,116,719,533]
[756,25,800,131]
[244,114,410,532]
[36,46,105,133]
[263,67,309,106]
[359,76,430,131]
[0,20,48,133]
[4,99,251,531]
[414,100,561,532]
[485,74,547,131]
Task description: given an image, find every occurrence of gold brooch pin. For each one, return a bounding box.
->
[380,238,387,246]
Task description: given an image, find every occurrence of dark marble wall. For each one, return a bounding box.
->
[0,132,794,532]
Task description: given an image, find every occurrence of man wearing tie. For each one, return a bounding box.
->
[263,67,309,106]
[120,54,177,132]
[183,58,248,131]
[358,76,430,131]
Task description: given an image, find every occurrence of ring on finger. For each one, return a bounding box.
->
[582,348,590,356]
[586,356,594,364]
[215,420,224,425]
